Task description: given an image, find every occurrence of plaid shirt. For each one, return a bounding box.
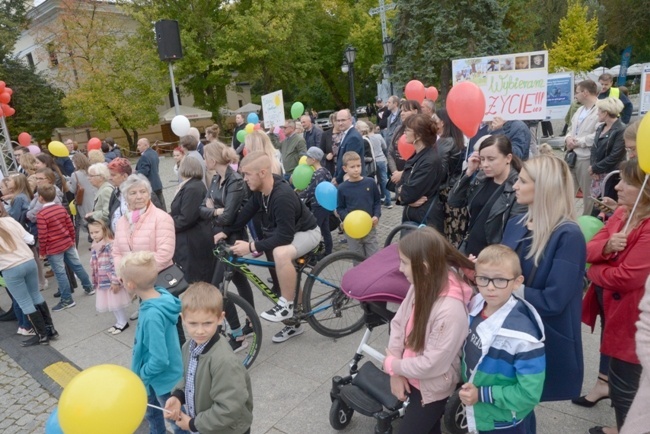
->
[185,339,209,427]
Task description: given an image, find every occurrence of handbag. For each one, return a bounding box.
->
[155,263,189,297]
[74,173,85,206]
[564,150,577,169]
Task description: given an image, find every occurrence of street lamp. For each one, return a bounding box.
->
[341,60,349,74]
[344,45,357,116]
[382,38,394,96]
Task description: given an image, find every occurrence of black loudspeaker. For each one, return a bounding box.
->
[155,20,183,61]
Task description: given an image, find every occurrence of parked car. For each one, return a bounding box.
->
[315,110,336,130]
[356,106,367,116]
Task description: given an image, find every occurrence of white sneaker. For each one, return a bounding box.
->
[260,297,293,323]
[272,325,304,343]
[17,327,36,336]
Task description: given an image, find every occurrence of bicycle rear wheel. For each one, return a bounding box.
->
[221,291,262,369]
[303,251,366,338]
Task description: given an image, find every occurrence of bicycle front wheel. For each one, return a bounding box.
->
[221,291,262,369]
[303,251,366,338]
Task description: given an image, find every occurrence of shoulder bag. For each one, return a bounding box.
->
[74,173,85,206]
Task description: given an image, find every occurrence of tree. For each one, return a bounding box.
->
[35,0,167,149]
[547,0,606,73]
[392,0,509,97]
[0,0,28,62]
[0,58,66,142]
[599,0,650,65]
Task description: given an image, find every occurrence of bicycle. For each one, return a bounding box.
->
[213,241,367,369]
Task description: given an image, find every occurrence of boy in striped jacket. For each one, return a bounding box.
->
[459,245,545,433]
[37,185,93,312]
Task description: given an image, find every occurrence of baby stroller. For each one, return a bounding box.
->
[329,224,470,434]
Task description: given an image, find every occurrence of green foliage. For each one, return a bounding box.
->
[598,0,650,65]
[547,0,606,73]
[0,59,66,142]
[0,0,27,61]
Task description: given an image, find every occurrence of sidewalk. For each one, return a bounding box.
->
[0,156,615,433]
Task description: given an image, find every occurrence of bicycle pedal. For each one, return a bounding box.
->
[282,316,302,327]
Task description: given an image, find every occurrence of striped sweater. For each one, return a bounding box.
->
[462,294,545,433]
[37,203,75,256]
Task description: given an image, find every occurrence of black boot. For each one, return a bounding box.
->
[22,311,49,346]
[36,302,59,339]
[0,308,16,322]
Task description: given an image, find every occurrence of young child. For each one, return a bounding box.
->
[119,251,186,434]
[384,227,474,433]
[164,282,253,434]
[36,184,93,311]
[459,244,545,433]
[298,146,333,257]
[336,151,381,257]
[88,219,131,334]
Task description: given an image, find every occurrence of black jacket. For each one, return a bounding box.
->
[590,119,626,175]
[200,166,248,239]
[224,175,317,252]
[448,167,526,253]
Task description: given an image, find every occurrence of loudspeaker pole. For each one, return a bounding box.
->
[168,62,180,116]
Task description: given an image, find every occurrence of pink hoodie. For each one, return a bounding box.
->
[384,270,472,405]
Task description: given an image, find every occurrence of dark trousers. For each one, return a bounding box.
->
[541,121,554,137]
[312,206,332,255]
[398,387,446,434]
[212,261,255,331]
[594,285,611,375]
[609,357,643,429]
[154,189,166,211]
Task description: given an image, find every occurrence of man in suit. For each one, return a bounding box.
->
[333,109,365,185]
[135,138,165,210]
[382,96,402,149]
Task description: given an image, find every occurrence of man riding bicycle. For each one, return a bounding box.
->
[214,151,321,342]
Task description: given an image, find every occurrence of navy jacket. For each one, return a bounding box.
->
[492,121,531,160]
[334,127,365,184]
[135,148,163,191]
[56,157,75,177]
[501,217,586,401]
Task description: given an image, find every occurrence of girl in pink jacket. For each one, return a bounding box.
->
[384,227,474,434]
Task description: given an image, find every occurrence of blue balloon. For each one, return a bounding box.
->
[315,181,338,211]
[46,407,64,434]
[247,113,259,125]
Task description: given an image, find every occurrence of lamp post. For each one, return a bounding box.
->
[382,37,394,96]
[344,45,357,116]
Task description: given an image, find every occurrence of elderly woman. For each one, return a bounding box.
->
[170,157,213,283]
[69,153,98,245]
[580,159,650,434]
[85,163,114,225]
[589,98,626,208]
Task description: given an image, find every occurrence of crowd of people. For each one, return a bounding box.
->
[0,75,648,434]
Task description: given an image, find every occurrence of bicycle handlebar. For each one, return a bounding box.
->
[213,240,233,258]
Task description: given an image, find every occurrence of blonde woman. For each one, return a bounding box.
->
[205,124,221,144]
[19,153,38,176]
[244,130,283,175]
[501,155,586,431]
[88,149,105,165]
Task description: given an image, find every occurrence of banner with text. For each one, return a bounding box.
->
[640,63,650,116]
[546,72,574,121]
[452,50,548,121]
[261,90,285,129]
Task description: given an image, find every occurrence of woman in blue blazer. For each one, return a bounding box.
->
[501,155,587,433]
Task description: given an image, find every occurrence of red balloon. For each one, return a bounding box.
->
[404,80,426,103]
[87,137,102,151]
[0,81,5,92]
[425,86,439,102]
[18,132,31,146]
[4,87,12,96]
[0,92,10,104]
[253,123,261,130]
[2,105,15,117]
[397,134,416,160]
[446,81,486,138]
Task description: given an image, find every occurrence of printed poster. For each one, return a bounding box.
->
[640,63,650,116]
[546,72,574,121]
[452,50,548,121]
[261,90,285,129]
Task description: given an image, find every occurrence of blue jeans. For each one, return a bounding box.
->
[376,160,391,205]
[47,246,92,303]
[4,260,44,321]
[6,287,31,329]
[146,388,189,434]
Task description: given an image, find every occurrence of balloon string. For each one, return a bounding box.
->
[623,173,649,233]
[147,403,171,414]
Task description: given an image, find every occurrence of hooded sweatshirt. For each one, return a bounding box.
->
[131,287,183,395]
[462,294,545,432]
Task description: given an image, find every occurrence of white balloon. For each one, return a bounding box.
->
[171,115,191,137]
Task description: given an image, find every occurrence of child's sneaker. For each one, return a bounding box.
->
[52,300,76,312]
[17,327,35,336]
[272,325,304,343]
[260,297,293,322]
[242,319,255,337]
[228,335,249,353]
[84,288,96,296]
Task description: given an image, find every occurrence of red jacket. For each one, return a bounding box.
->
[37,204,75,256]
[583,207,650,364]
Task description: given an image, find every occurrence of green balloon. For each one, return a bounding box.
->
[577,215,604,242]
[291,102,305,119]
[292,164,314,190]
[236,129,247,143]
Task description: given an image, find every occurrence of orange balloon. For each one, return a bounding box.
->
[447,81,486,138]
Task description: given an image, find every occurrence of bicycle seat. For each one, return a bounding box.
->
[294,241,325,266]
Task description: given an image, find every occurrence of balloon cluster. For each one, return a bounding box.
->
[0,81,15,117]
[236,113,263,143]
[404,80,439,104]
[46,364,147,434]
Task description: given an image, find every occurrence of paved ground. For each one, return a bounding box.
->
[0,151,617,433]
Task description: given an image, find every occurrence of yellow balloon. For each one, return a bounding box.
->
[245,123,255,134]
[69,200,77,216]
[58,364,147,434]
[48,141,69,157]
[299,155,308,165]
[637,113,650,174]
[343,210,373,239]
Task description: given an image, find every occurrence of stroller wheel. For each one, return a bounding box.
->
[443,389,469,434]
[329,399,354,430]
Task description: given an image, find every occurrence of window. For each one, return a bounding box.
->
[47,43,58,67]
[26,53,35,68]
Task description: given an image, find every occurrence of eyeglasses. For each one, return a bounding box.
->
[335,118,350,122]
[475,276,516,289]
